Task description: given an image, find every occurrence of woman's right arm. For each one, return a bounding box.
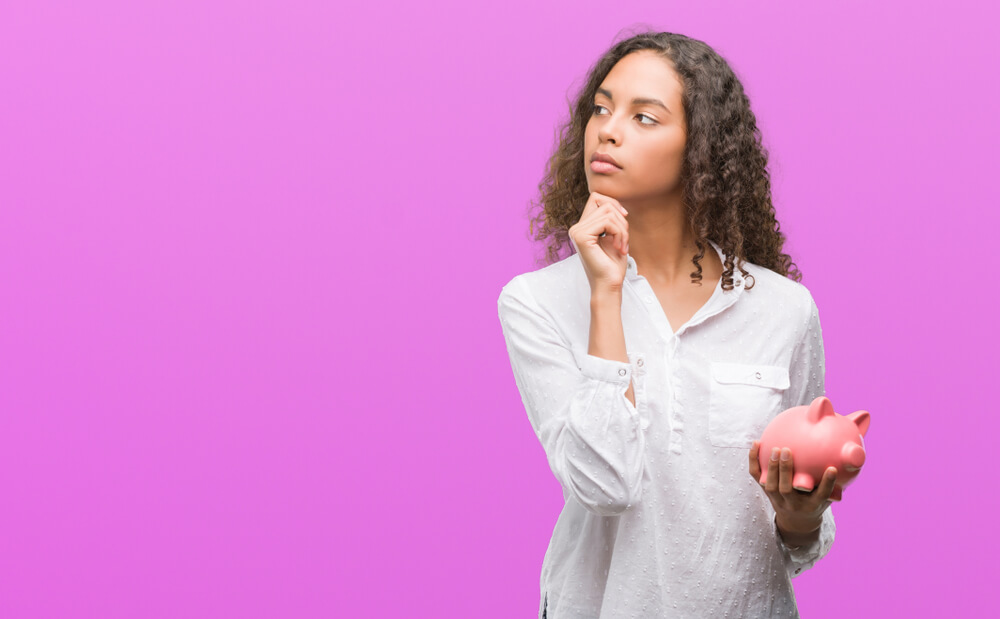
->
[498,277,645,517]
[589,287,636,409]
[575,190,636,408]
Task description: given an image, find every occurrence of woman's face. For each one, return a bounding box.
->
[584,50,687,203]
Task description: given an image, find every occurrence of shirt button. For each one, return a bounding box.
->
[618,368,627,376]
[637,359,644,367]
[645,297,653,303]
[755,372,762,380]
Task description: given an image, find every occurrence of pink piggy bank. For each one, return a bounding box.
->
[757,396,870,501]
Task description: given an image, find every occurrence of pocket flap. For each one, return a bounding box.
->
[711,362,790,390]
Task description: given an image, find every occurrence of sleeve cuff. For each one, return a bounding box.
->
[772,509,835,577]
[576,351,633,384]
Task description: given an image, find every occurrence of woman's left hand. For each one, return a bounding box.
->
[748,440,837,534]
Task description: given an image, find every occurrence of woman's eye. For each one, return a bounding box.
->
[592,104,656,125]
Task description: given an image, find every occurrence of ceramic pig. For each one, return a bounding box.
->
[757,396,870,501]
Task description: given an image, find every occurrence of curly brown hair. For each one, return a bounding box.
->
[526,29,802,290]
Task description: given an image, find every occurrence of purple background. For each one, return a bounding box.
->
[2,1,997,616]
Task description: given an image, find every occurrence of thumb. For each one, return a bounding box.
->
[815,467,838,501]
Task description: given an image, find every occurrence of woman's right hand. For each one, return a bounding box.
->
[569,192,630,294]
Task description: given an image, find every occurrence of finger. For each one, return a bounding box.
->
[584,192,625,221]
[748,440,761,481]
[607,207,629,253]
[583,197,626,225]
[581,203,622,235]
[597,210,628,254]
[599,215,626,254]
[764,447,780,493]
[778,448,793,495]
[815,466,838,501]
[580,198,606,235]
[599,208,629,254]
[579,213,624,247]
[582,193,605,219]
[589,192,627,216]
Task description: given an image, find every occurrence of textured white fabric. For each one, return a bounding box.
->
[497,240,835,619]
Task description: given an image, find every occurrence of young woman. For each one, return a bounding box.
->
[497,31,840,618]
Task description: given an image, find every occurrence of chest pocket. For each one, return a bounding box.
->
[708,362,790,448]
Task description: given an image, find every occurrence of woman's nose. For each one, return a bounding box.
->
[598,113,622,144]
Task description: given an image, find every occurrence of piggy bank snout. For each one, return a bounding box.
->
[842,442,866,472]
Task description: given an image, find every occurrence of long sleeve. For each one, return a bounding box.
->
[497,278,646,516]
[775,290,836,578]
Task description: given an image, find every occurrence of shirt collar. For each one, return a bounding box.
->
[625,239,745,291]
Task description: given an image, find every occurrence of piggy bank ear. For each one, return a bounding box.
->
[806,396,836,424]
[848,410,871,437]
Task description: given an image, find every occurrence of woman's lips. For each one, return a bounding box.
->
[591,161,621,173]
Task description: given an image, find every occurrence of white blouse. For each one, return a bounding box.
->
[497,239,835,619]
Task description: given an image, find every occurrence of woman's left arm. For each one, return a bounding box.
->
[748,289,837,577]
[749,440,837,577]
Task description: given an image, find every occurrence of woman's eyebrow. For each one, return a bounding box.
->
[595,87,671,115]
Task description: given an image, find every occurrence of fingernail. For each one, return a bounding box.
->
[780,448,790,461]
[770,448,779,461]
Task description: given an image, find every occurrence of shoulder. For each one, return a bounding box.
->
[498,252,586,310]
[740,259,818,324]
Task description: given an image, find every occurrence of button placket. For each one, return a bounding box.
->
[627,352,649,429]
[627,352,645,377]
[663,340,684,454]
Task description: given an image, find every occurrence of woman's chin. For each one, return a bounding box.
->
[587,175,620,192]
